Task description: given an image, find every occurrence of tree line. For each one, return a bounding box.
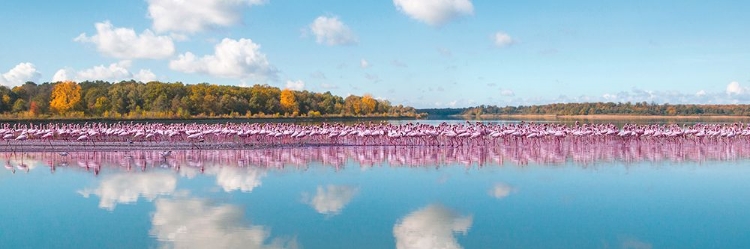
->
[0,80,419,119]
[460,102,750,116]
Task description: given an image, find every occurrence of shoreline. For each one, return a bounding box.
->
[460,114,750,120]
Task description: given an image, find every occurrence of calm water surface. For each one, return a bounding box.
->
[1,147,749,249]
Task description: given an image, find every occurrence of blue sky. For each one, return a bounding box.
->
[1,0,749,108]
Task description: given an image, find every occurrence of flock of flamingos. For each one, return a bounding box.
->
[4,121,750,173]
[2,121,750,151]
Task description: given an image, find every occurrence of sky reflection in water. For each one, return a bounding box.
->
[1,146,750,248]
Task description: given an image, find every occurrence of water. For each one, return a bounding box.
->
[1,148,750,248]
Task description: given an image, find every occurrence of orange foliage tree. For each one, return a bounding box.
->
[50,81,81,114]
[280,89,298,114]
[361,94,377,114]
[29,101,39,116]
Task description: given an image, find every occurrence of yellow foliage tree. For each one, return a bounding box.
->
[50,81,81,115]
[280,89,298,114]
[361,94,377,115]
[93,96,109,115]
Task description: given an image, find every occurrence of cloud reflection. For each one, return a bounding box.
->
[78,172,176,210]
[305,185,358,215]
[207,167,266,193]
[489,183,516,199]
[151,198,297,249]
[393,204,473,249]
[620,236,653,249]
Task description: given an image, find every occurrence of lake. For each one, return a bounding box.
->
[1,145,749,249]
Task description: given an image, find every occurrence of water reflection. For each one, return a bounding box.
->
[620,237,653,249]
[209,167,266,193]
[393,204,473,249]
[3,156,43,174]
[489,183,516,199]
[7,141,750,175]
[3,147,750,249]
[151,197,298,249]
[303,185,359,216]
[78,172,177,210]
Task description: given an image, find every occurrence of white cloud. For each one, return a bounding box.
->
[305,185,358,215]
[285,80,305,91]
[489,183,515,199]
[726,81,745,95]
[170,38,278,81]
[416,82,750,108]
[147,0,267,34]
[151,198,297,249]
[51,69,70,82]
[393,0,474,26]
[492,31,514,48]
[393,204,472,249]
[78,172,177,210]
[360,59,370,69]
[320,83,338,89]
[480,83,750,107]
[308,16,358,46]
[500,89,515,96]
[0,62,41,87]
[75,21,175,59]
[597,87,750,104]
[134,69,158,82]
[52,61,158,83]
[76,61,132,81]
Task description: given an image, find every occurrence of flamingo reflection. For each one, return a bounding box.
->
[5,140,750,175]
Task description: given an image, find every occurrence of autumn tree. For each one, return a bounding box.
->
[12,99,26,112]
[29,101,39,116]
[0,80,418,117]
[50,81,81,114]
[344,95,362,115]
[93,96,110,115]
[280,89,298,114]
[361,94,377,115]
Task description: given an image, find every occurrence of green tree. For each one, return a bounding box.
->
[12,99,26,112]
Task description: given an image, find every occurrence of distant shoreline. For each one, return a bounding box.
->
[428,102,750,119]
[460,114,750,120]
